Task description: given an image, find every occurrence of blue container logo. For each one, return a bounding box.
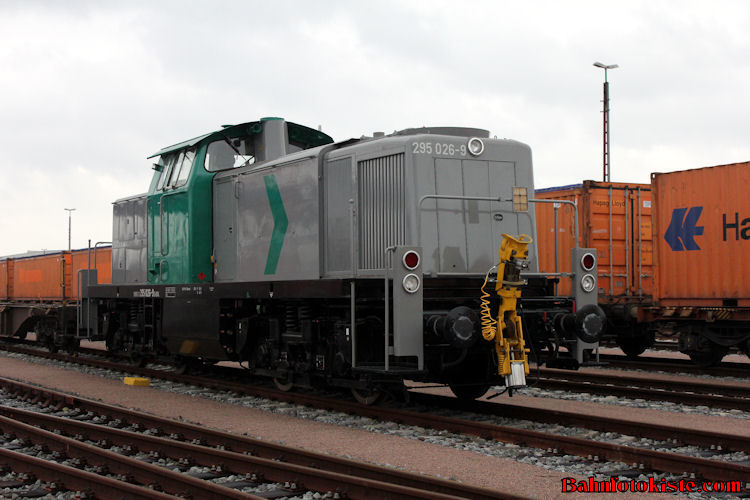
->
[665,206,704,251]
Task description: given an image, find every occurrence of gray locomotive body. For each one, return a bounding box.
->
[211,127,538,283]
[204,126,541,396]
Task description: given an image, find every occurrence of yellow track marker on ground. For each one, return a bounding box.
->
[123,377,150,386]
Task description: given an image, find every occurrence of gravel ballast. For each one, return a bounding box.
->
[0,352,740,499]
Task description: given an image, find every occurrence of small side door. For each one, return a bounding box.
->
[213,175,238,281]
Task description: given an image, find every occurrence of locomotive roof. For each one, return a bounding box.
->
[147,118,333,159]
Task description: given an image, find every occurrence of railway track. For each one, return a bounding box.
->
[1,341,749,490]
[0,377,508,500]
[406,392,750,455]
[596,353,750,379]
[529,367,750,411]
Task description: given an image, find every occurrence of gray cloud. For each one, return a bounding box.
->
[1,0,749,254]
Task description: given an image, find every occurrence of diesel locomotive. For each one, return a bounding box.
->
[6,118,607,401]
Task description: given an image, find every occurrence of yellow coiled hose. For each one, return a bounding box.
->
[480,265,497,341]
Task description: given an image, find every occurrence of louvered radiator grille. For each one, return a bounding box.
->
[358,153,406,270]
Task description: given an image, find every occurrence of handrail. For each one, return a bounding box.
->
[529,198,579,247]
[418,194,504,206]
[417,194,579,272]
[521,272,574,277]
[383,246,396,372]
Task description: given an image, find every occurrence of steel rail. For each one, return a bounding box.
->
[529,374,750,411]
[0,415,260,499]
[408,392,750,453]
[0,447,177,500]
[0,405,471,500]
[597,353,750,378]
[533,368,749,398]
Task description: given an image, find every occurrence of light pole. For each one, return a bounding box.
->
[64,208,76,251]
[593,62,618,182]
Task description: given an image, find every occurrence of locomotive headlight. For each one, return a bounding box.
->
[580,273,596,293]
[467,137,484,156]
[402,273,421,293]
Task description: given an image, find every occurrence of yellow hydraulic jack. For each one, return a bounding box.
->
[480,233,532,389]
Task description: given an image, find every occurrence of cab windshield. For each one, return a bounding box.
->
[154,149,195,191]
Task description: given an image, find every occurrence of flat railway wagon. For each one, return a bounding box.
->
[534,181,655,357]
[647,161,750,366]
[3,118,606,401]
[535,162,750,366]
[0,247,112,350]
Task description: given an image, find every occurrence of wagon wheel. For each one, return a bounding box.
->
[36,325,58,353]
[64,337,80,355]
[617,336,649,359]
[687,343,728,368]
[351,387,381,405]
[273,377,293,392]
[741,340,750,358]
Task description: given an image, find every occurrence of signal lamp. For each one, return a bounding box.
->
[581,252,596,271]
[402,274,421,293]
[581,273,596,293]
[403,250,420,270]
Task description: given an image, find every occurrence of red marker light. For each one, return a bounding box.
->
[581,253,595,271]
[403,251,420,270]
[198,271,206,281]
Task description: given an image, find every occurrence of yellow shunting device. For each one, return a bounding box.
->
[480,234,532,387]
[123,377,151,386]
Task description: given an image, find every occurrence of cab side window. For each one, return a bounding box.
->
[204,138,254,172]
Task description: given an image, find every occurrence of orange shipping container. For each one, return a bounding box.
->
[0,260,8,300]
[652,162,750,307]
[11,252,70,301]
[535,181,653,300]
[70,247,112,299]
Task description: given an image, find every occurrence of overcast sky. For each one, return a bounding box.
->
[1,1,748,255]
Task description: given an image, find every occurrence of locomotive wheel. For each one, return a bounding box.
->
[64,337,80,355]
[128,353,148,368]
[351,387,381,405]
[273,377,293,392]
[448,382,491,401]
[687,342,728,368]
[174,357,194,375]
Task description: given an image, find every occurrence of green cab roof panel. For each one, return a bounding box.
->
[147,119,333,159]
